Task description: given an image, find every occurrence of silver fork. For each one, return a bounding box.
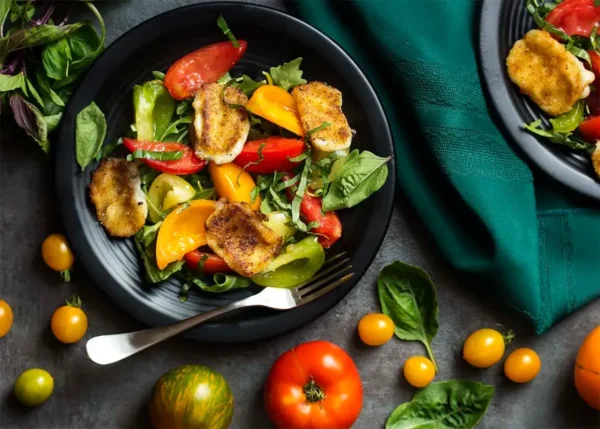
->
[86,253,353,365]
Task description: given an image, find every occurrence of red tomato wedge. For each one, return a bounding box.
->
[233,137,305,174]
[579,116,600,142]
[184,250,232,275]
[283,174,342,249]
[164,41,248,100]
[587,51,600,115]
[123,138,207,174]
[546,0,600,37]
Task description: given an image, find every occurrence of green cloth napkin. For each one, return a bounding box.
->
[296,0,600,333]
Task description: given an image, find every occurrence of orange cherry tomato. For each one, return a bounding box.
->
[403,356,436,388]
[574,325,600,410]
[209,162,260,210]
[51,296,88,344]
[504,348,542,383]
[463,328,511,368]
[264,340,363,429]
[246,85,304,136]
[155,200,217,269]
[42,234,74,281]
[358,313,395,346]
[0,300,13,338]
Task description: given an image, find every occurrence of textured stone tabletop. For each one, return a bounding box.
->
[1,1,599,428]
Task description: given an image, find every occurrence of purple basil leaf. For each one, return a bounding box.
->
[9,93,49,153]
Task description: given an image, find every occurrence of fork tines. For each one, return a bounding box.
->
[294,252,354,301]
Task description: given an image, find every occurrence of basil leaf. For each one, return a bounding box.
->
[25,77,44,108]
[199,273,250,293]
[217,15,239,48]
[44,113,62,132]
[322,150,390,212]
[378,261,439,369]
[549,100,585,133]
[127,149,183,162]
[270,58,307,91]
[35,67,65,114]
[42,37,72,80]
[524,119,594,152]
[0,72,25,91]
[0,1,10,38]
[9,93,49,152]
[386,381,494,429]
[75,101,107,170]
[67,3,105,74]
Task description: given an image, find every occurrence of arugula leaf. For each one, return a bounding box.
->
[9,93,49,152]
[0,72,25,91]
[159,116,193,141]
[217,15,239,48]
[378,261,439,370]
[134,229,184,284]
[233,74,265,96]
[42,37,72,80]
[524,119,595,152]
[270,58,307,91]
[549,100,585,133]
[175,99,192,116]
[386,381,494,429]
[75,101,107,170]
[322,150,390,212]
[126,149,184,162]
[200,273,250,293]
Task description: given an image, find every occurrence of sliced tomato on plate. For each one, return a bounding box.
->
[164,40,248,100]
[123,138,207,174]
[184,250,232,275]
[233,137,305,174]
[546,0,600,37]
[579,116,600,142]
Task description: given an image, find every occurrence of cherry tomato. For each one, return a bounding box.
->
[546,0,600,37]
[233,137,305,174]
[51,296,88,344]
[184,250,232,275]
[42,234,74,281]
[403,356,436,388]
[164,40,248,100]
[123,138,207,175]
[14,368,54,407]
[358,313,395,346]
[504,348,542,383]
[0,300,13,338]
[579,116,600,142]
[264,340,363,429]
[463,328,513,368]
[574,326,600,410]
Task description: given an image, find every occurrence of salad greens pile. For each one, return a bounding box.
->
[0,1,105,153]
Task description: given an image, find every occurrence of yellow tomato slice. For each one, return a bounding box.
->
[155,200,217,269]
[245,85,304,136]
[209,162,260,210]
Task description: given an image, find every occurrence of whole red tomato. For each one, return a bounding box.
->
[264,341,363,429]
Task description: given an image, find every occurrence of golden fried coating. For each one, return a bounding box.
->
[593,143,600,179]
[89,158,147,238]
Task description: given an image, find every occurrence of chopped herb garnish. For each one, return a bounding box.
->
[217,15,240,48]
[196,254,209,275]
[126,149,184,162]
[305,122,331,139]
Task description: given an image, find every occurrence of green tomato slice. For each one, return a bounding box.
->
[264,211,296,240]
[147,173,196,222]
[252,236,325,288]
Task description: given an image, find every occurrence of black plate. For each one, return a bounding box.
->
[479,0,600,200]
[55,3,395,342]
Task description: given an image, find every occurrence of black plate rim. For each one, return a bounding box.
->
[479,0,600,201]
[55,2,396,342]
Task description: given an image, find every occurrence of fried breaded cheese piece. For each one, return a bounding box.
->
[593,143,600,179]
[192,83,250,164]
[205,200,283,277]
[507,29,595,116]
[89,158,147,238]
[292,81,352,152]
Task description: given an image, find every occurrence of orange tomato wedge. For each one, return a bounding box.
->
[209,162,260,210]
[245,85,304,136]
[155,200,217,270]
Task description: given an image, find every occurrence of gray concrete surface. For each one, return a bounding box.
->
[1,1,599,428]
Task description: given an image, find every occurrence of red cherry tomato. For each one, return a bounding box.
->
[123,138,207,175]
[233,137,305,174]
[546,0,600,37]
[164,41,248,100]
[579,116,600,142]
[264,340,363,429]
[183,250,232,275]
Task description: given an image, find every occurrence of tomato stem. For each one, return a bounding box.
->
[65,295,82,308]
[60,269,71,282]
[303,378,325,403]
[503,329,515,345]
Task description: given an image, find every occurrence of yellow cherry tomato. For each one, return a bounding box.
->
[504,348,541,383]
[0,300,13,338]
[51,296,88,344]
[147,173,197,223]
[209,162,261,210]
[358,313,395,346]
[14,368,54,407]
[404,356,436,388]
[463,328,512,368]
[42,234,74,281]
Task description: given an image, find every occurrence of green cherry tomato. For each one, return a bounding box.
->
[14,368,54,407]
[252,236,325,288]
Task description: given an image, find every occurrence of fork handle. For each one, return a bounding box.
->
[86,293,260,365]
